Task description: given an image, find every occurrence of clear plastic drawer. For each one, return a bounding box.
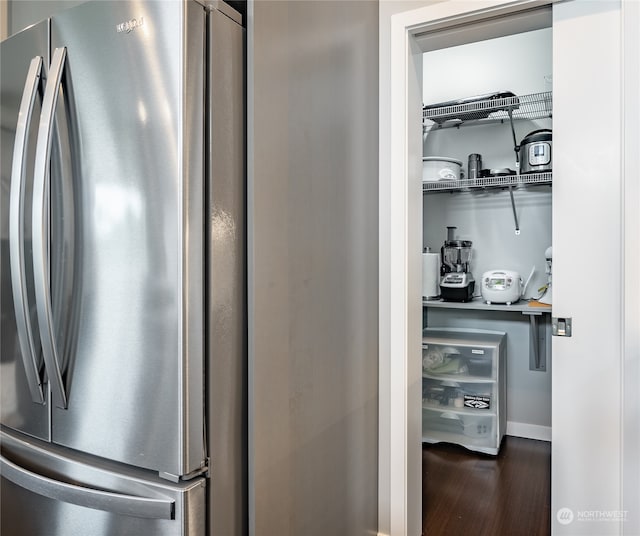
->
[422,378,496,413]
[422,341,496,379]
[422,407,498,450]
[422,329,505,380]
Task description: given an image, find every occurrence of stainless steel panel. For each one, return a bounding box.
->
[48,0,206,476]
[249,1,379,534]
[206,8,246,536]
[1,20,50,441]
[7,1,85,37]
[1,427,205,536]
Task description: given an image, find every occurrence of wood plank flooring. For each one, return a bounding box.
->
[422,436,551,536]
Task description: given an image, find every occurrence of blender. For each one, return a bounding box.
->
[440,226,475,302]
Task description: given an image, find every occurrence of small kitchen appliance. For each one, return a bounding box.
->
[481,270,522,305]
[538,246,553,304]
[440,226,475,302]
[519,129,552,173]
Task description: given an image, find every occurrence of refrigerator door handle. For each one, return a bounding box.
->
[9,56,46,405]
[0,454,175,520]
[32,47,68,409]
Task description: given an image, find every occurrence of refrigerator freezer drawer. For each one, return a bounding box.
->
[0,428,205,536]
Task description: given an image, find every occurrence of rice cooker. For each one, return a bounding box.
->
[519,129,552,174]
[481,270,522,305]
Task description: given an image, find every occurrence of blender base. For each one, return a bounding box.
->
[440,282,475,302]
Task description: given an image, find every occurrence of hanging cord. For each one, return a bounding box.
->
[507,107,521,234]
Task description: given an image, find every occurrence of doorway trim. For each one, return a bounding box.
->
[622,1,640,533]
[378,1,637,535]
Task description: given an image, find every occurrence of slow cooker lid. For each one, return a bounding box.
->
[521,129,552,144]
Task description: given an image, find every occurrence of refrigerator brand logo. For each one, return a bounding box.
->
[116,17,144,34]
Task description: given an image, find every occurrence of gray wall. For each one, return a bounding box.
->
[6,0,83,36]
[248,1,379,535]
[1,1,8,40]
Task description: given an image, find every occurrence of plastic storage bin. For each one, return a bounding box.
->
[422,328,506,455]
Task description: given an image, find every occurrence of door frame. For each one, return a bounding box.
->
[378,1,639,535]
[622,0,640,532]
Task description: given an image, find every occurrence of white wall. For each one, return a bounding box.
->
[422,28,552,295]
[422,28,552,104]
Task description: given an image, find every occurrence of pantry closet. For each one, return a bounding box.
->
[380,1,635,535]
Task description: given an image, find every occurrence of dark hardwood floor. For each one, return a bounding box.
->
[423,436,551,536]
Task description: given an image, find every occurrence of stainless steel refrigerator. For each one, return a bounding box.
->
[0,1,246,534]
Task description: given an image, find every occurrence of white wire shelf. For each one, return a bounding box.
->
[423,91,552,130]
[422,171,552,193]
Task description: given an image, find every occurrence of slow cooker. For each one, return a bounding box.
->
[519,129,552,174]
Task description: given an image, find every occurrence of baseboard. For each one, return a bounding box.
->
[506,421,551,442]
[376,532,424,536]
